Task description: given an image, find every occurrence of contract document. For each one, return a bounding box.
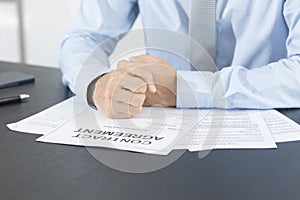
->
[7,97,300,155]
[36,106,209,155]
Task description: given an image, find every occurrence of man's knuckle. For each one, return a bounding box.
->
[117,60,127,68]
[132,106,142,114]
[132,94,145,106]
[139,83,147,93]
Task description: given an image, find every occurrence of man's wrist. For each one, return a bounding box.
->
[87,73,107,109]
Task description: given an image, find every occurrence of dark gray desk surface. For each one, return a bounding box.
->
[1,62,300,200]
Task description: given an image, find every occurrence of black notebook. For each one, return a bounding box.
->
[0,71,35,89]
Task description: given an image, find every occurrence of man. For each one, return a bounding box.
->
[59,0,300,119]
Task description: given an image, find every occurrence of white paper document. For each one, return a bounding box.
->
[175,110,277,151]
[7,97,300,155]
[261,110,300,142]
[7,98,87,135]
[36,106,209,155]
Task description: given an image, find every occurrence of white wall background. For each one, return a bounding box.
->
[0,2,20,62]
[0,0,144,68]
[23,0,80,67]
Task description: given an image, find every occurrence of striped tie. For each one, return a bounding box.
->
[189,0,216,72]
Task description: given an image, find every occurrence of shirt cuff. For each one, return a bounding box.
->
[176,71,214,108]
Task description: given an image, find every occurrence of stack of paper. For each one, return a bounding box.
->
[7,97,300,155]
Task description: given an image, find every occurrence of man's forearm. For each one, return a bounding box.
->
[177,57,300,109]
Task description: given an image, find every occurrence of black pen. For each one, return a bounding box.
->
[0,94,30,106]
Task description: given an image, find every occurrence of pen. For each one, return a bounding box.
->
[0,94,30,106]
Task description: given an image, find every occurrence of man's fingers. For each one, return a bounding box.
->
[117,60,132,69]
[103,109,133,119]
[129,55,153,63]
[117,63,157,93]
[126,68,157,93]
[129,55,169,65]
[129,55,157,63]
[117,59,146,69]
[110,113,133,119]
[118,56,168,68]
[118,75,147,93]
[102,100,142,119]
[113,88,146,107]
[112,101,142,115]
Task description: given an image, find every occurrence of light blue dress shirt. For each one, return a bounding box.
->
[59,0,300,109]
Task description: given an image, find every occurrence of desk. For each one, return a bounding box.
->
[1,62,300,200]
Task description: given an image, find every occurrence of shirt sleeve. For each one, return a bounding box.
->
[177,0,300,109]
[58,0,139,102]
